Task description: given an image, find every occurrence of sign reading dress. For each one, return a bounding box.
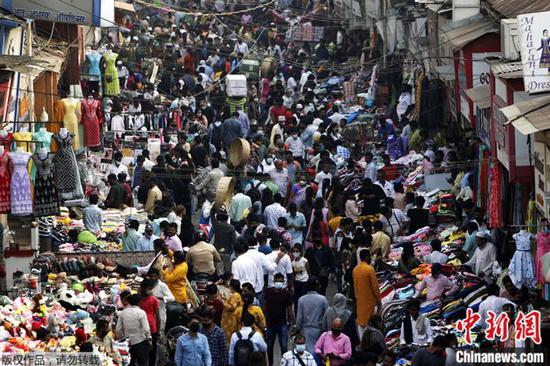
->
[8,152,32,215]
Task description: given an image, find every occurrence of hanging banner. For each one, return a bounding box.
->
[288,26,324,42]
[518,11,550,94]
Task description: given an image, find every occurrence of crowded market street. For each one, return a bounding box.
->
[0,0,548,365]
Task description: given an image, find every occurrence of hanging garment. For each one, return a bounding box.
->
[0,150,9,213]
[12,131,32,152]
[81,99,102,147]
[103,52,120,96]
[32,130,53,152]
[536,232,550,285]
[61,98,81,150]
[8,152,32,215]
[509,230,535,288]
[32,154,59,217]
[86,52,102,81]
[0,132,12,150]
[52,133,78,193]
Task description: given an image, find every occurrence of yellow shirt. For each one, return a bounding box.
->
[163,262,188,304]
[145,185,163,214]
[371,230,391,260]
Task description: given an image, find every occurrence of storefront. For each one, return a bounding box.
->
[441,15,499,129]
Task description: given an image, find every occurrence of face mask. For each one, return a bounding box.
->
[274,282,285,289]
[292,252,301,258]
[331,328,341,336]
[295,344,306,353]
[189,322,200,333]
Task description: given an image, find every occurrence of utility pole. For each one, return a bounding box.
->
[26,19,34,125]
[382,0,387,67]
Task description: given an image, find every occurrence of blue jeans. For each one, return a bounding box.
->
[267,324,289,365]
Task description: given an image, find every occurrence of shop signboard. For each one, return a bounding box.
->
[518,11,550,94]
[2,0,114,26]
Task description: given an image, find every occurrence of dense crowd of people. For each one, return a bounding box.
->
[59,1,543,366]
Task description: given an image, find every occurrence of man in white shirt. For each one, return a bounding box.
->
[137,225,158,251]
[229,312,267,365]
[424,239,448,264]
[233,39,249,54]
[478,284,514,329]
[141,150,155,171]
[285,128,304,159]
[104,151,128,181]
[314,165,332,199]
[269,161,290,198]
[375,171,394,197]
[464,232,497,281]
[281,334,317,366]
[266,237,293,289]
[363,152,377,182]
[264,193,288,228]
[380,206,408,238]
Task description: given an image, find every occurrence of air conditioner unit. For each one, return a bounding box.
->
[501,19,521,60]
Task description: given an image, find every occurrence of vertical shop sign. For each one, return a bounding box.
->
[518,11,550,94]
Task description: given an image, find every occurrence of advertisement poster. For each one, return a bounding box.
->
[518,11,550,94]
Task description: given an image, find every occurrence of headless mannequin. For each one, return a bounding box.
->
[16,146,25,153]
[40,127,47,133]
[40,107,49,124]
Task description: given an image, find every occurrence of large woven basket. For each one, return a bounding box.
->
[215,176,236,208]
[229,138,250,167]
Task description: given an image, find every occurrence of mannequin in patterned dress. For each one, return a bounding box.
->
[9,147,32,215]
[81,95,102,147]
[0,145,9,213]
[33,148,59,217]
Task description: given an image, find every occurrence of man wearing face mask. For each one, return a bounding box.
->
[314,318,352,366]
[174,316,211,366]
[199,307,227,366]
[281,334,316,366]
[138,225,159,251]
[265,273,294,365]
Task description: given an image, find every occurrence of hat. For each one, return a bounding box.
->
[145,224,153,232]
[296,103,303,109]
[132,36,139,42]
[278,116,286,121]
[475,231,488,239]
[117,61,122,66]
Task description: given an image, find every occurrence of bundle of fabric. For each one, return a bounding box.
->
[396,226,431,244]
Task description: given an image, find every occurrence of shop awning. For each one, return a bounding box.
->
[465,85,490,109]
[491,62,523,79]
[114,1,136,13]
[486,0,550,18]
[442,16,498,50]
[434,64,455,81]
[501,95,550,135]
[0,50,65,76]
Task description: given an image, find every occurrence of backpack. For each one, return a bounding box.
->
[211,123,223,148]
[247,181,262,203]
[234,330,255,366]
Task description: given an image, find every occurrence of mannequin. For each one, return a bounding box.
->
[13,126,32,152]
[60,127,68,137]
[81,95,102,147]
[53,128,83,201]
[8,148,33,215]
[0,129,11,151]
[33,145,59,217]
[33,126,53,152]
[61,94,81,150]
[103,48,120,96]
[0,143,9,213]
[40,107,48,124]
[86,46,102,94]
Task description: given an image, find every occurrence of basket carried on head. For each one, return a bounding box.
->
[229,138,250,167]
[215,177,236,209]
